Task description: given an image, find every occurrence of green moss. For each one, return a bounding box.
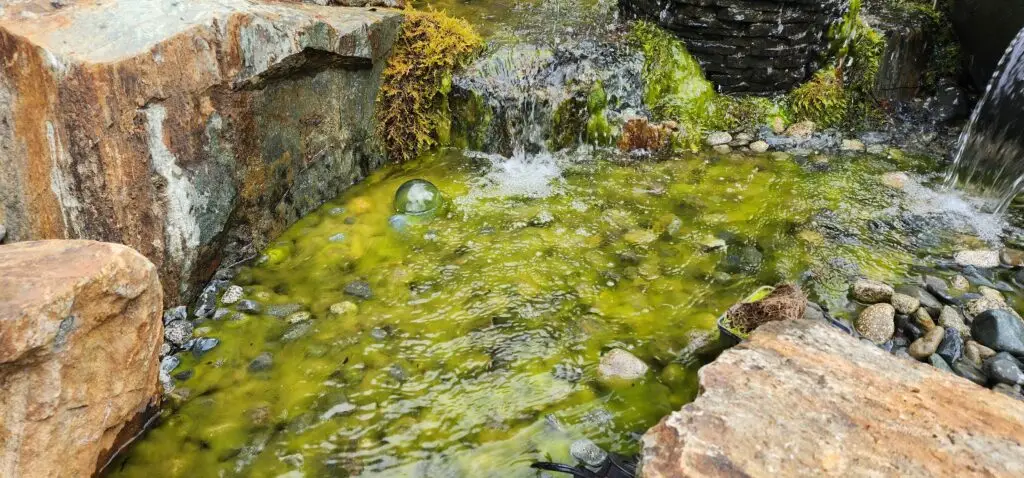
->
[789,68,849,128]
[376,9,484,163]
[585,81,614,146]
[549,95,588,150]
[449,89,494,151]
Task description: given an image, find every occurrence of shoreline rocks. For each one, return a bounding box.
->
[640,320,1024,477]
[0,240,163,477]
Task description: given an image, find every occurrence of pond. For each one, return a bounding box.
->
[107,144,989,477]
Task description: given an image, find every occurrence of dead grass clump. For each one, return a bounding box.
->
[726,284,807,334]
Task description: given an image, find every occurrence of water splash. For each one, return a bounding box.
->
[945,26,1024,213]
[902,175,1007,244]
[459,150,565,202]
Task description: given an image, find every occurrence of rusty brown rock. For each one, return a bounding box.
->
[0,0,402,306]
[0,240,163,477]
[640,320,1024,477]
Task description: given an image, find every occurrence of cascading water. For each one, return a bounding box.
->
[945,26,1024,213]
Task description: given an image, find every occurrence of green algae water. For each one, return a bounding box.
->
[108,147,969,477]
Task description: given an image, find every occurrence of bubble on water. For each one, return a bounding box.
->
[395,179,443,215]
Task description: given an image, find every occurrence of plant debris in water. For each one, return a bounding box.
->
[726,284,807,336]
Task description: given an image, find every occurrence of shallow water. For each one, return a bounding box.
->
[106,146,992,477]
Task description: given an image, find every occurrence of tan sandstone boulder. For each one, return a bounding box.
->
[0,240,163,477]
[641,319,1024,477]
[0,0,402,305]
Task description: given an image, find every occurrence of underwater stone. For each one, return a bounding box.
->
[287,311,312,324]
[721,246,762,274]
[570,439,608,468]
[329,301,359,315]
[394,179,442,216]
[160,355,181,374]
[191,337,220,358]
[248,352,273,372]
[236,300,263,314]
[281,321,313,342]
[890,293,920,315]
[344,281,373,300]
[329,233,346,243]
[389,214,411,232]
[266,303,303,318]
[598,349,648,382]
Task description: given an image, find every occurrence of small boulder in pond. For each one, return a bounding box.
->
[248,352,273,372]
[938,306,970,338]
[394,179,442,216]
[856,303,895,344]
[164,320,193,347]
[971,309,1024,356]
[191,337,220,358]
[851,279,893,304]
[598,349,648,382]
[570,439,608,468]
[344,280,373,300]
[890,293,919,314]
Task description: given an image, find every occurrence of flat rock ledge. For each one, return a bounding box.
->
[640,320,1024,477]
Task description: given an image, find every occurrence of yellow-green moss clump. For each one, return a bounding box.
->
[626,21,786,151]
[789,68,849,127]
[377,9,483,162]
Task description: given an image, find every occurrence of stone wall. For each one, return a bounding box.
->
[0,240,163,477]
[0,0,402,306]
[620,0,849,95]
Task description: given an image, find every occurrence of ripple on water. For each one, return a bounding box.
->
[110,149,982,477]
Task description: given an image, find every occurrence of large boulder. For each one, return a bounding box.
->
[0,0,402,305]
[640,320,1024,477]
[0,240,163,477]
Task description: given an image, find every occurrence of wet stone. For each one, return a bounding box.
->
[954,250,1000,268]
[287,311,312,324]
[344,281,373,300]
[194,281,224,319]
[895,314,923,342]
[890,293,919,314]
[173,370,194,381]
[163,306,187,325]
[851,279,893,304]
[749,140,769,153]
[913,307,936,331]
[598,349,648,382]
[936,327,964,365]
[705,131,732,146]
[909,326,944,360]
[221,285,244,305]
[965,340,996,367]
[924,276,956,305]
[952,360,987,386]
[160,355,181,374]
[248,352,273,373]
[971,309,1024,356]
[237,300,262,314]
[164,320,193,347]
[1001,248,1024,267]
[992,383,1024,400]
[570,439,608,468]
[856,303,896,344]
[951,274,970,290]
[938,306,970,338]
[281,321,313,342]
[553,363,584,382]
[984,353,1024,386]
[266,303,303,318]
[329,301,358,316]
[929,354,953,373]
[191,337,220,358]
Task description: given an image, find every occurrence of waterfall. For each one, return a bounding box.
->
[945,26,1024,213]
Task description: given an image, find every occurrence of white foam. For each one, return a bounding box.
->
[902,175,1007,244]
[458,150,565,203]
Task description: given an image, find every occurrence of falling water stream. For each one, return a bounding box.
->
[106,2,1021,477]
[945,26,1024,213]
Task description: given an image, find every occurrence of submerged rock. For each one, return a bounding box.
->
[598,349,648,382]
[164,320,194,347]
[344,281,373,300]
[570,439,608,468]
[248,352,274,373]
[222,285,244,305]
[705,131,732,146]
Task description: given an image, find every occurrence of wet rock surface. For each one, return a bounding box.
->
[640,320,1024,477]
[620,0,847,94]
[0,240,163,477]
[0,0,402,306]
